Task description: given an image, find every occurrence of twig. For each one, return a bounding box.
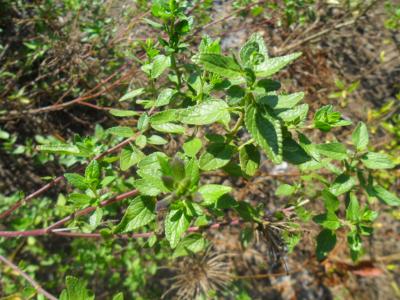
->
[0,254,58,300]
[0,133,140,220]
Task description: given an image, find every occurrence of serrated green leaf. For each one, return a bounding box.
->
[151,123,185,134]
[147,135,167,145]
[112,292,124,300]
[150,54,170,79]
[239,144,260,176]
[329,173,356,196]
[135,135,147,149]
[119,88,145,102]
[277,103,308,124]
[150,109,179,125]
[64,173,88,190]
[316,229,336,260]
[245,103,282,163]
[315,142,347,160]
[165,209,191,248]
[173,233,207,258]
[361,152,395,169]
[59,276,94,300]
[85,160,100,181]
[257,92,304,109]
[352,122,369,151]
[313,211,341,230]
[198,53,242,78]
[155,88,175,107]
[109,109,138,117]
[133,178,163,196]
[183,138,202,157]
[114,196,156,233]
[89,207,103,230]
[107,126,134,138]
[346,192,360,222]
[198,184,232,205]
[120,146,144,171]
[199,143,235,171]
[275,183,296,196]
[254,52,301,77]
[178,100,230,125]
[38,144,80,155]
[372,185,400,206]
[321,189,339,212]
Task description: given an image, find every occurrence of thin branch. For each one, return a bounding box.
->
[0,133,140,220]
[0,254,58,300]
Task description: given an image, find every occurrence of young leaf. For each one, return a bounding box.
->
[89,207,103,230]
[64,173,88,190]
[165,209,191,248]
[352,122,369,151]
[198,53,242,79]
[147,135,168,145]
[119,88,144,102]
[155,88,175,107]
[112,293,124,300]
[38,144,80,155]
[120,146,144,171]
[313,211,341,230]
[178,100,230,125]
[59,276,94,300]
[85,160,100,181]
[321,189,339,212]
[254,52,302,77]
[240,32,268,66]
[173,233,207,258]
[199,143,235,171]
[360,152,395,169]
[183,138,202,157]
[109,109,138,117]
[275,184,296,196]
[137,113,150,132]
[245,103,282,164]
[198,184,232,205]
[107,126,134,138]
[150,109,179,125]
[150,55,170,79]
[239,144,260,176]
[114,196,156,233]
[346,193,360,222]
[151,123,185,134]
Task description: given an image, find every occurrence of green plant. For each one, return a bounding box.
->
[1,0,399,298]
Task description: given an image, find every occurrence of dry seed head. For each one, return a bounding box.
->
[163,247,232,300]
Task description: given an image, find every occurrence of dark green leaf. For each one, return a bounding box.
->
[316,229,336,260]
[245,103,282,163]
[198,53,242,79]
[239,144,260,176]
[199,143,235,171]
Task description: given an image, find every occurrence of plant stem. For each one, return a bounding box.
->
[0,254,58,300]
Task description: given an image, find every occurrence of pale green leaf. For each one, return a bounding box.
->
[178,100,230,125]
[165,209,191,248]
[114,196,156,233]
